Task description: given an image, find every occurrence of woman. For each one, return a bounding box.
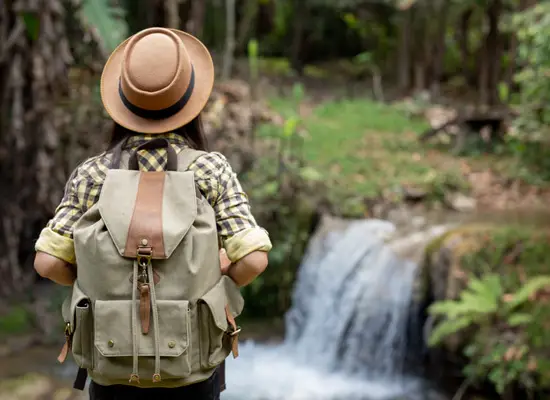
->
[34,27,272,399]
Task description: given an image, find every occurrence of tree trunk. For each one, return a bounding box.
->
[124,0,165,32]
[485,0,503,106]
[412,4,427,93]
[457,7,473,84]
[165,0,180,29]
[290,0,307,76]
[0,0,72,299]
[397,8,412,93]
[236,0,259,54]
[187,0,206,38]
[430,0,450,98]
[222,0,236,80]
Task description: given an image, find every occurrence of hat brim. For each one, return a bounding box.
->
[100,29,214,134]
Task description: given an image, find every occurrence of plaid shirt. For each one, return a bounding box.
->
[35,133,271,264]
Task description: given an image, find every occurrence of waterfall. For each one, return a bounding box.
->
[223,218,449,400]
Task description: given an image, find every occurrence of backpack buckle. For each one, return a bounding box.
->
[64,322,71,337]
[229,326,241,336]
[137,246,152,266]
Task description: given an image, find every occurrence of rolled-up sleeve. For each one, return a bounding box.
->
[34,166,91,265]
[191,152,272,262]
[35,227,76,265]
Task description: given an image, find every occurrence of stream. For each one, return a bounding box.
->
[3,209,549,399]
[222,218,450,400]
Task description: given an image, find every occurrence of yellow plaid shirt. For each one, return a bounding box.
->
[35,133,272,264]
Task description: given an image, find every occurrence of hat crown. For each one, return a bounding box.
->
[126,33,179,92]
[120,28,193,111]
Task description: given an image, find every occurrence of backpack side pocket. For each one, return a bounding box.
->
[72,299,93,369]
[68,281,93,370]
[198,276,244,369]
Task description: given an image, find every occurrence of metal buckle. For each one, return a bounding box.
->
[229,327,241,336]
[137,246,152,267]
[64,322,71,337]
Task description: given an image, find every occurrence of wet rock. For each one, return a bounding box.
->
[0,374,55,400]
[402,185,428,201]
[444,192,477,212]
[0,374,85,400]
[0,335,39,358]
[52,387,74,400]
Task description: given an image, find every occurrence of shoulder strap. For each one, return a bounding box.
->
[177,148,207,171]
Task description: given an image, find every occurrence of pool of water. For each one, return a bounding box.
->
[222,341,448,400]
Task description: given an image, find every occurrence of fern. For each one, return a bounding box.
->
[507,312,533,326]
[428,316,472,347]
[80,0,128,53]
[506,276,550,311]
[428,274,502,319]
[428,274,504,347]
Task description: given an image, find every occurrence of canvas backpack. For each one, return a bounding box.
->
[57,138,244,389]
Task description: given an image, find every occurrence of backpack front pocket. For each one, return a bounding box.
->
[94,299,191,380]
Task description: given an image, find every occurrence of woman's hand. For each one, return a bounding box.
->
[219,248,232,275]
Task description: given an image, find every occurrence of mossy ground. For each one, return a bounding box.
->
[257,93,534,216]
[435,223,550,287]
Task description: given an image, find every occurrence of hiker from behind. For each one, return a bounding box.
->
[33,27,271,399]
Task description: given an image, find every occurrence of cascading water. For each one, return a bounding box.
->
[223,218,450,400]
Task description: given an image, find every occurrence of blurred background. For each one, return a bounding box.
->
[1,0,550,399]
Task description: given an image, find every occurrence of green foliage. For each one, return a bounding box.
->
[506,3,550,181]
[0,306,32,337]
[80,0,128,53]
[428,246,550,395]
[239,84,322,318]
[20,12,40,41]
[248,39,260,81]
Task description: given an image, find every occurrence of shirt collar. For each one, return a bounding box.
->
[124,132,189,149]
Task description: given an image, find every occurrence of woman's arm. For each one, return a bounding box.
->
[34,251,76,286]
[219,248,268,287]
[194,152,272,287]
[34,162,95,286]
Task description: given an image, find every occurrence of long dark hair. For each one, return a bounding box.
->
[106,114,209,152]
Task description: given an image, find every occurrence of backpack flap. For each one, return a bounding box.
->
[98,169,197,259]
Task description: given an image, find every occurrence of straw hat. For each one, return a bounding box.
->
[100,27,214,134]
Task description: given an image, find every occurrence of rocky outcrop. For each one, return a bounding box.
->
[203,79,280,174]
[419,223,550,396]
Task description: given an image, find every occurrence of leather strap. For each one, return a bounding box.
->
[73,368,88,390]
[57,340,70,364]
[124,172,167,259]
[225,304,239,358]
[139,283,151,335]
[109,136,131,169]
[57,324,72,364]
[177,148,206,171]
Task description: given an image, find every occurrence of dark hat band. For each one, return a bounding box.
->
[118,66,195,120]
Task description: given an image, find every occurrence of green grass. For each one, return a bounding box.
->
[0,306,32,337]
[259,96,482,212]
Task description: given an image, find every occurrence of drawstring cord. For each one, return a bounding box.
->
[129,260,140,383]
[147,261,162,383]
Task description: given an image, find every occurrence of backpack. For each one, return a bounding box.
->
[57,138,244,389]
